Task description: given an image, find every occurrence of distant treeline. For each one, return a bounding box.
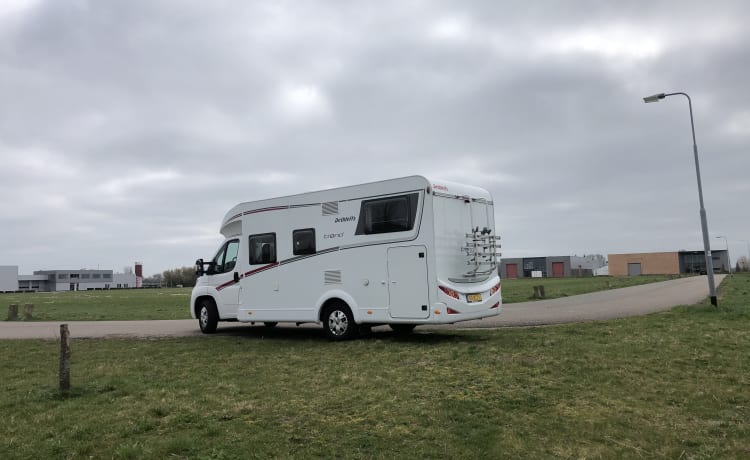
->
[736,256,749,272]
[144,267,197,288]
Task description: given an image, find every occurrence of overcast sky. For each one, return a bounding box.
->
[1,0,748,276]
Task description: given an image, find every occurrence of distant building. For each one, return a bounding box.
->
[608,250,730,276]
[0,266,18,292]
[1,266,138,292]
[500,255,607,279]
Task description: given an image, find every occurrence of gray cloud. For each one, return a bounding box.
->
[1,0,748,275]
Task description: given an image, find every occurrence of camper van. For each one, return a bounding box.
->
[190,176,502,340]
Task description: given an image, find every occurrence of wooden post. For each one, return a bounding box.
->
[539,285,545,298]
[23,304,33,320]
[59,324,71,392]
[7,304,19,320]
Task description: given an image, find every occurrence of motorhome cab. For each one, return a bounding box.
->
[190,176,502,340]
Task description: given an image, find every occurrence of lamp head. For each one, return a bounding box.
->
[643,93,666,103]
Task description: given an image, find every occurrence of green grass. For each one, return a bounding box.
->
[1,276,679,322]
[0,288,191,321]
[1,275,748,459]
[500,274,683,303]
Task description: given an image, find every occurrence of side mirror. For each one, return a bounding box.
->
[195,259,205,276]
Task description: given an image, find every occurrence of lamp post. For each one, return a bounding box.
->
[643,92,717,306]
[715,235,730,274]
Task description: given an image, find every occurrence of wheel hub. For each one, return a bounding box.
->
[328,310,348,336]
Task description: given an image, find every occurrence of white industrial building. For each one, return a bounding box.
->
[0,265,140,292]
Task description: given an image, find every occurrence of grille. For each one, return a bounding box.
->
[322,201,339,215]
[324,270,342,284]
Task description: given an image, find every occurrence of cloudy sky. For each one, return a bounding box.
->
[1,0,748,276]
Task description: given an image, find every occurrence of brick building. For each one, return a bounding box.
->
[608,250,729,276]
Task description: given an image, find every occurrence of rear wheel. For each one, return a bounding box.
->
[390,324,416,335]
[198,299,219,334]
[322,301,358,341]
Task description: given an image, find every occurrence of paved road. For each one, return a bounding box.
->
[0,275,724,340]
[435,274,724,329]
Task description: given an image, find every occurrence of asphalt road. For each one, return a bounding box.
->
[0,275,724,340]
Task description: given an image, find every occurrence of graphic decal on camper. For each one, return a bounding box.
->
[225,203,321,226]
[214,247,340,291]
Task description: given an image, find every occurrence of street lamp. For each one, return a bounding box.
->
[715,235,730,274]
[643,91,717,306]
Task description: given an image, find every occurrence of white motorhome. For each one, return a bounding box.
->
[190,176,502,340]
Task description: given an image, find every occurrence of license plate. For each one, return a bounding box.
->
[467,293,482,303]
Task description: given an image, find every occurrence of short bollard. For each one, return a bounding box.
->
[59,324,71,392]
[23,304,33,320]
[7,304,19,321]
[533,285,546,299]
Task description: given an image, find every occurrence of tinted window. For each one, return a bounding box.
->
[355,193,419,235]
[224,240,240,272]
[293,228,316,255]
[211,245,226,274]
[209,239,239,274]
[249,233,277,265]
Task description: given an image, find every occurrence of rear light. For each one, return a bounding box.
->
[447,307,460,314]
[439,285,459,299]
[490,302,500,309]
[490,283,501,295]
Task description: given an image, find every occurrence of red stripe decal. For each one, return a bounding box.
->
[216,279,235,291]
[243,263,278,277]
[215,263,279,291]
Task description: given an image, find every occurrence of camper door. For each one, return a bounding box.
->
[208,239,241,316]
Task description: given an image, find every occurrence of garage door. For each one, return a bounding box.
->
[628,263,642,276]
[506,264,518,279]
[552,262,564,278]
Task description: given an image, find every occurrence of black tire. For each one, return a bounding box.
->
[197,298,219,334]
[322,301,358,341]
[390,324,416,335]
[263,322,278,328]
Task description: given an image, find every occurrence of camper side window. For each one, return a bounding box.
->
[293,228,316,255]
[355,193,419,235]
[224,240,239,272]
[249,233,277,265]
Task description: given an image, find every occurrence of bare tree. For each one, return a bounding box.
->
[162,267,198,287]
[735,256,749,273]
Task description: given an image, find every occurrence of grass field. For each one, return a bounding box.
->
[0,288,192,321]
[0,275,748,458]
[1,275,679,321]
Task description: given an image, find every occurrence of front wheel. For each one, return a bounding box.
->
[198,299,219,334]
[322,302,358,341]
